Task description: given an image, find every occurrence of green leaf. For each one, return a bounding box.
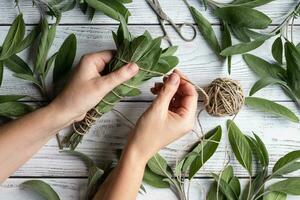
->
[53,34,77,83]
[143,166,170,188]
[285,41,300,99]
[188,126,222,179]
[0,95,25,103]
[297,43,300,52]
[45,53,57,77]
[22,180,60,200]
[190,6,221,55]
[0,61,3,86]
[249,77,287,96]
[13,73,41,88]
[0,102,33,117]
[162,46,178,57]
[147,154,172,177]
[16,26,41,53]
[221,23,232,74]
[211,173,237,200]
[264,192,287,200]
[272,37,283,64]
[85,0,131,21]
[214,6,271,29]
[231,0,275,7]
[177,126,222,176]
[272,150,300,176]
[227,120,252,175]
[245,97,299,123]
[246,134,269,167]
[4,54,33,75]
[243,53,286,79]
[207,165,234,200]
[268,178,300,195]
[0,14,25,61]
[221,36,269,56]
[229,176,241,198]
[230,26,251,42]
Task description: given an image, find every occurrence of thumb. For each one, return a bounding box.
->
[153,73,180,110]
[97,63,139,95]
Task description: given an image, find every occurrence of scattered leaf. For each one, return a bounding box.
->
[22,180,60,200]
[272,37,283,64]
[245,97,299,123]
[268,178,300,195]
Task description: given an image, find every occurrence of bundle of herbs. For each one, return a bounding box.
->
[67,16,179,150]
[185,0,300,74]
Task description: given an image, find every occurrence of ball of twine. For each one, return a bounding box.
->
[204,78,244,117]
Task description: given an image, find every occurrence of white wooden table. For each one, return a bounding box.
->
[1,0,300,199]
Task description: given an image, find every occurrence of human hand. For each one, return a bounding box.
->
[49,51,139,127]
[126,69,198,162]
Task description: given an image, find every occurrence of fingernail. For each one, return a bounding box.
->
[169,73,179,85]
[127,63,139,74]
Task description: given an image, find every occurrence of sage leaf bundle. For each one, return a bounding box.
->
[21,180,60,200]
[68,16,179,149]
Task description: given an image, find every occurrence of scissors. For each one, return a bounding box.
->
[146,0,197,46]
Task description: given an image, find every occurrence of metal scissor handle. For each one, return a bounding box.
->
[170,21,197,42]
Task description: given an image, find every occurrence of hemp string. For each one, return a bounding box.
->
[73,57,244,136]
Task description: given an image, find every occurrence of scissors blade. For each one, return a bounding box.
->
[145,0,168,20]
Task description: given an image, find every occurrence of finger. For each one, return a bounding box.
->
[151,82,164,94]
[81,50,114,72]
[96,63,139,95]
[153,73,180,110]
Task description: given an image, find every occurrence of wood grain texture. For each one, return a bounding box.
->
[0,25,299,101]
[9,101,300,178]
[1,178,300,200]
[1,0,300,25]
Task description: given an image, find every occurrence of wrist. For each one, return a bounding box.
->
[122,142,150,167]
[44,103,74,131]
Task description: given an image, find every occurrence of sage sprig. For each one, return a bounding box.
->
[67,16,179,150]
[244,39,300,108]
[144,126,222,200]
[185,0,300,74]
[208,121,300,200]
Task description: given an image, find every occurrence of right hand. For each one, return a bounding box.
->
[126,69,198,162]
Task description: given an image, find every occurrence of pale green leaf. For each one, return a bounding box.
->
[272,37,283,64]
[264,192,287,200]
[214,6,271,29]
[245,97,299,123]
[190,6,221,55]
[22,180,60,200]
[249,77,286,96]
[4,54,33,75]
[147,154,172,177]
[272,150,300,176]
[227,120,252,175]
[143,166,170,188]
[268,178,300,195]
[0,14,25,61]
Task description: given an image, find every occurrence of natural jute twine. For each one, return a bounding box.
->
[73,57,244,136]
[204,78,244,117]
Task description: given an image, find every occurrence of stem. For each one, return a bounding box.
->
[253,191,271,200]
[247,174,252,200]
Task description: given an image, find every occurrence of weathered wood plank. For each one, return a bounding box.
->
[9,101,300,178]
[1,0,299,25]
[1,178,299,200]
[0,25,299,102]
